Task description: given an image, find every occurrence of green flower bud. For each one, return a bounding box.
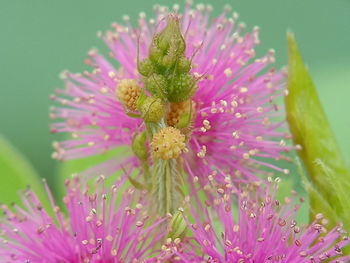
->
[168,74,197,103]
[140,96,164,123]
[177,57,191,73]
[149,16,186,71]
[162,53,177,69]
[144,74,168,100]
[157,17,185,53]
[138,58,154,77]
[131,131,148,161]
[168,210,187,239]
[149,42,164,66]
[168,37,186,58]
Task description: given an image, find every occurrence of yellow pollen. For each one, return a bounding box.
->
[206,74,214,80]
[266,82,273,89]
[224,68,232,77]
[263,117,270,126]
[231,100,238,107]
[243,153,250,159]
[256,136,263,141]
[116,79,141,111]
[108,71,116,78]
[204,224,211,232]
[257,107,264,113]
[197,145,207,158]
[151,127,187,160]
[240,87,248,93]
[202,119,211,130]
[100,87,108,94]
[232,131,240,139]
[279,140,286,146]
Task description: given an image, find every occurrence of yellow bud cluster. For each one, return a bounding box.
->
[151,127,187,160]
[116,79,141,111]
[167,100,192,127]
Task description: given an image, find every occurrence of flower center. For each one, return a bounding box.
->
[151,127,188,160]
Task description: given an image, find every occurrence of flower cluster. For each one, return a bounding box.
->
[0,177,169,262]
[175,182,350,262]
[1,178,349,262]
[50,1,292,216]
[1,2,348,263]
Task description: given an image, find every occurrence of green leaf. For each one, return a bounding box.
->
[0,135,49,208]
[286,33,350,230]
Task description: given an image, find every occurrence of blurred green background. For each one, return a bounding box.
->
[0,0,349,200]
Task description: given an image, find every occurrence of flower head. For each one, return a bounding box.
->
[175,182,350,262]
[0,177,168,262]
[151,127,188,160]
[50,2,292,214]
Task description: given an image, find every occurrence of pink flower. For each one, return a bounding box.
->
[175,183,350,262]
[0,177,169,262]
[50,2,291,189]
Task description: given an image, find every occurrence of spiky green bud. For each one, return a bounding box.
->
[148,16,186,72]
[138,58,154,77]
[149,42,164,66]
[156,16,185,54]
[140,96,164,123]
[168,74,197,103]
[144,74,168,100]
[177,57,191,73]
[139,15,196,104]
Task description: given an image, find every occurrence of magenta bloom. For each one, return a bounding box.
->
[176,184,350,262]
[50,2,290,187]
[0,178,168,262]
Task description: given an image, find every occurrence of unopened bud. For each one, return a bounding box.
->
[144,74,168,100]
[149,16,186,71]
[140,96,164,123]
[138,58,154,77]
[177,57,191,73]
[155,16,185,54]
[168,74,197,103]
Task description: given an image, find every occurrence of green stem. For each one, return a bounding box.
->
[152,158,184,216]
[145,120,185,216]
